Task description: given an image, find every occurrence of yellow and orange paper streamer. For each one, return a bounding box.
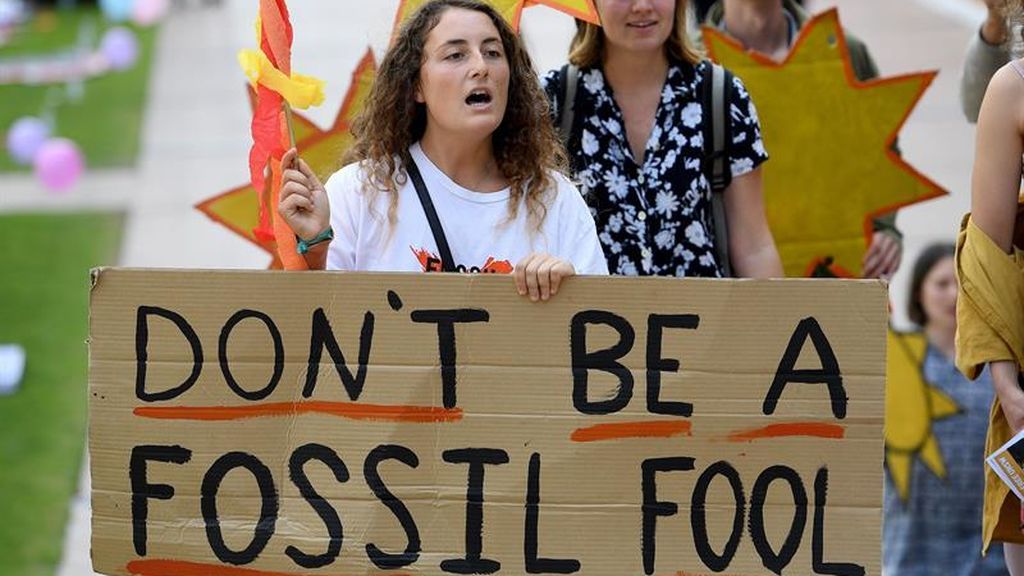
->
[200,50,376,269]
[238,0,324,269]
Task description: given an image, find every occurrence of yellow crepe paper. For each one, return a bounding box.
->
[884,330,960,502]
[704,9,946,277]
[238,48,325,110]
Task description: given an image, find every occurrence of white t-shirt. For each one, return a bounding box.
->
[324,143,608,275]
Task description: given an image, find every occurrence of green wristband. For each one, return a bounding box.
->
[296,226,334,255]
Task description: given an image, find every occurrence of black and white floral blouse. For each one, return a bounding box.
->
[542,59,768,277]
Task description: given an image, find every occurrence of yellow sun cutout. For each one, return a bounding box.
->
[704,9,947,277]
[391,0,599,37]
[884,330,960,502]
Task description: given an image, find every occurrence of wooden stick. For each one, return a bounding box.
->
[282,100,297,151]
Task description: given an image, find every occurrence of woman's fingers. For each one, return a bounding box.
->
[282,167,311,189]
[514,253,537,296]
[296,158,321,189]
[513,254,575,301]
[280,173,312,199]
[549,261,575,296]
[536,258,557,300]
[524,256,542,301]
[880,238,902,278]
[280,192,313,217]
[280,180,313,205]
[281,148,298,171]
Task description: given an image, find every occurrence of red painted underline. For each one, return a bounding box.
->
[727,421,845,442]
[133,401,461,423]
[571,420,692,442]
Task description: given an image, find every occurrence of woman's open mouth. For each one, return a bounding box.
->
[465,89,493,107]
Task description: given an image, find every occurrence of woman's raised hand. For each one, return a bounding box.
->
[514,253,576,302]
[278,148,331,242]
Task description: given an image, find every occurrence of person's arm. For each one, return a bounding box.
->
[719,73,780,278]
[961,0,1012,123]
[971,62,1024,429]
[972,64,1022,252]
[723,167,783,278]
[278,148,332,270]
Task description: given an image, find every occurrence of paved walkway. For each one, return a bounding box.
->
[0,0,984,573]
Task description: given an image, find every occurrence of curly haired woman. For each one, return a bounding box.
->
[278,0,607,300]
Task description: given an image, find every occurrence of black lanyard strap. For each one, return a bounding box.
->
[406,157,456,272]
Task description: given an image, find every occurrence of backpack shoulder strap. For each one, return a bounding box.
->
[558,63,579,146]
[702,61,734,277]
[708,62,733,192]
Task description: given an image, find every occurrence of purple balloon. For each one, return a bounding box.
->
[100,27,139,71]
[34,138,85,194]
[6,116,51,165]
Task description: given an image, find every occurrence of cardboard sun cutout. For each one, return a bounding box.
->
[392,0,598,35]
[196,49,376,268]
[704,9,946,277]
[884,330,960,502]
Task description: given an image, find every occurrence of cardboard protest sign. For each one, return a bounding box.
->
[89,269,886,575]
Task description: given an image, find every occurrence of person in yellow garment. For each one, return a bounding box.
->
[957,2,1024,571]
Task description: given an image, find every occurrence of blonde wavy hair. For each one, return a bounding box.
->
[346,0,566,230]
[568,0,703,68]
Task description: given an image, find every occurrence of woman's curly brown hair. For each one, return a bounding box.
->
[346,0,566,231]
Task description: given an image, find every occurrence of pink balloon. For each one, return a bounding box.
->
[132,0,168,26]
[33,138,84,194]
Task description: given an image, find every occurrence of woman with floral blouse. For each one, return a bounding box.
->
[543,0,782,278]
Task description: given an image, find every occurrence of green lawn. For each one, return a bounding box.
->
[0,212,123,576]
[0,8,157,171]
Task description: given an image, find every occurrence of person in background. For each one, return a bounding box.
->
[883,243,1006,576]
[278,0,608,301]
[690,0,803,23]
[542,0,783,279]
[961,0,1021,123]
[702,0,904,279]
[956,0,1024,569]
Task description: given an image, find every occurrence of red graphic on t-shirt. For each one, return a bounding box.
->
[410,246,513,274]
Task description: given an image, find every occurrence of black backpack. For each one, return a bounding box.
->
[555,61,735,276]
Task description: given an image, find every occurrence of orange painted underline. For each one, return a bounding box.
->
[571,420,692,442]
[127,559,412,576]
[728,421,845,442]
[133,401,462,423]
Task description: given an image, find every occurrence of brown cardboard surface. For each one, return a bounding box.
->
[89,269,887,575]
